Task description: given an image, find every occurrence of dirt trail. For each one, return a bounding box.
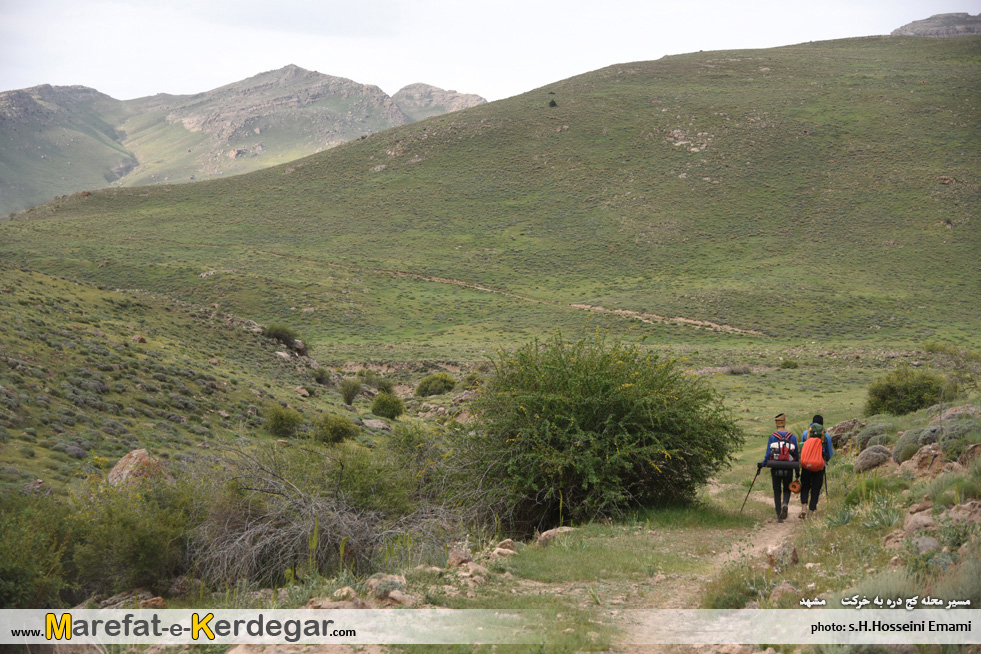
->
[612,483,801,653]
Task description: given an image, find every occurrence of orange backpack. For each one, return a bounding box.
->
[800,425,826,472]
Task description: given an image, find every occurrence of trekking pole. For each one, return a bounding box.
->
[740,466,762,513]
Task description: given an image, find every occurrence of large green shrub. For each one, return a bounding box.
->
[415,372,456,397]
[371,392,405,420]
[466,333,743,531]
[71,480,197,596]
[865,366,956,416]
[313,414,359,444]
[0,494,74,608]
[266,405,303,438]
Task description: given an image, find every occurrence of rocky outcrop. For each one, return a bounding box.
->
[891,13,981,37]
[827,418,863,449]
[106,449,172,486]
[392,83,487,122]
[898,443,963,479]
[855,445,892,473]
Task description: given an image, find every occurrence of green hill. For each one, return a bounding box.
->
[1,37,978,357]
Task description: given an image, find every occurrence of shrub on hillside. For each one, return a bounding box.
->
[415,372,456,397]
[189,442,456,586]
[371,393,405,420]
[865,366,957,416]
[263,324,299,349]
[464,333,743,531]
[339,378,363,405]
[313,414,359,444]
[854,422,892,452]
[779,360,799,369]
[266,405,303,438]
[0,494,74,608]
[71,478,197,596]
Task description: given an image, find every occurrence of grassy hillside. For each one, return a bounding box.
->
[0,263,381,494]
[1,37,978,358]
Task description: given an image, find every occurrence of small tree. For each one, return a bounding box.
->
[339,378,362,405]
[314,414,359,444]
[371,393,405,420]
[264,324,299,349]
[466,332,743,531]
[865,366,956,416]
[266,405,303,438]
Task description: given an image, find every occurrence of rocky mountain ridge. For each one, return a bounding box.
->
[0,65,485,215]
[891,13,981,37]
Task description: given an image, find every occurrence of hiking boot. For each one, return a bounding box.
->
[780,503,789,520]
[800,507,808,520]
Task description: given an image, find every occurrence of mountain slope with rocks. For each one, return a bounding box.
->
[891,13,981,37]
[0,65,485,215]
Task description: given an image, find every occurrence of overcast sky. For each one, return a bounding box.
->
[1,0,978,101]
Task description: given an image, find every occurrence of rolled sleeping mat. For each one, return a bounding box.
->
[765,460,800,470]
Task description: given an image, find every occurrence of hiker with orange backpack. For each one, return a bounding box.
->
[798,414,834,519]
[757,413,799,522]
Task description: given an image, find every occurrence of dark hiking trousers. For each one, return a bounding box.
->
[771,470,792,516]
[800,469,825,511]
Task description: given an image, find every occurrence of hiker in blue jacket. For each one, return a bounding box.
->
[758,412,799,522]
[799,414,834,519]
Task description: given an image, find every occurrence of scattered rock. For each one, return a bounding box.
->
[536,526,577,546]
[903,512,935,536]
[855,445,892,473]
[293,386,309,397]
[387,589,418,606]
[942,500,981,525]
[913,535,941,555]
[466,561,490,576]
[491,547,517,558]
[929,404,980,425]
[447,547,472,568]
[959,443,981,467]
[362,418,391,432]
[909,498,933,514]
[107,449,172,486]
[883,530,906,550]
[332,586,358,601]
[367,574,406,599]
[496,538,517,551]
[22,478,51,495]
[827,418,864,449]
[275,351,291,361]
[768,581,799,604]
[766,541,798,571]
[140,596,167,609]
[131,335,147,344]
[898,443,963,479]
